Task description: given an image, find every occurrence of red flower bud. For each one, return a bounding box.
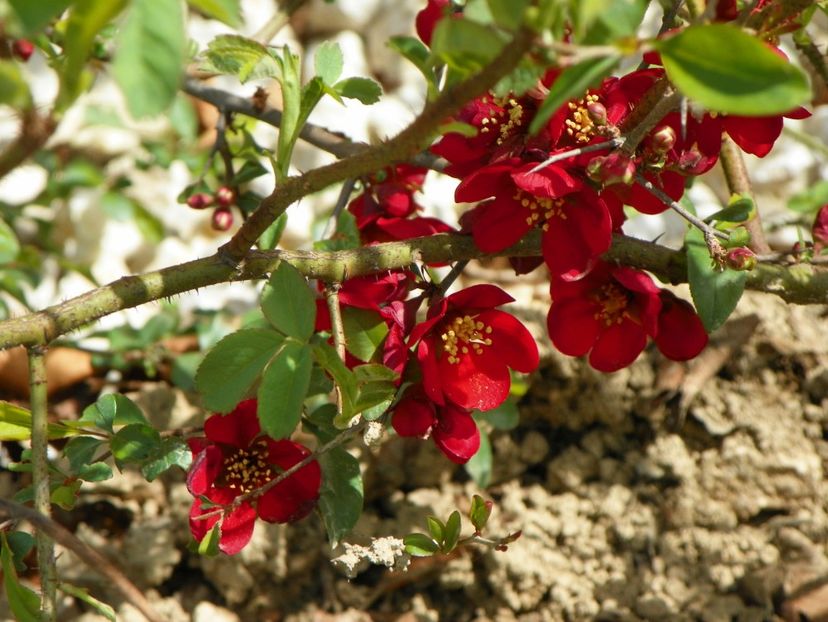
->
[586,101,607,127]
[186,192,214,210]
[649,125,676,154]
[211,207,234,231]
[215,186,235,208]
[812,204,828,253]
[725,247,757,271]
[12,39,34,62]
[586,153,636,186]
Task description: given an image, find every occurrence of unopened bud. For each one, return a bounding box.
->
[12,39,34,62]
[186,192,214,210]
[586,152,636,186]
[812,204,828,253]
[678,148,704,173]
[215,185,235,208]
[211,207,234,231]
[650,125,676,154]
[586,101,607,126]
[725,247,756,271]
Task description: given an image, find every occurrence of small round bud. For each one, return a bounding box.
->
[211,207,234,231]
[586,101,607,126]
[215,186,235,208]
[650,125,676,154]
[12,39,34,62]
[724,247,756,271]
[586,153,636,186]
[186,192,214,210]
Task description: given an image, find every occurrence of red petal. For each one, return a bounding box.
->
[470,195,532,253]
[723,115,782,157]
[588,318,647,371]
[439,346,510,411]
[392,395,436,437]
[655,294,708,360]
[418,337,446,406]
[454,162,515,203]
[542,197,611,281]
[547,298,601,357]
[258,440,321,524]
[204,399,260,448]
[218,503,257,555]
[785,107,811,120]
[432,405,480,464]
[186,445,223,496]
[188,499,221,544]
[447,284,514,310]
[512,163,582,197]
[478,309,539,373]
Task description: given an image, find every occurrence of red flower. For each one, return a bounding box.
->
[813,204,828,254]
[416,0,458,45]
[187,400,321,555]
[391,386,480,463]
[409,284,539,411]
[655,292,708,361]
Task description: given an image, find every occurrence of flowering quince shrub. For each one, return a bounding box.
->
[1,0,828,619]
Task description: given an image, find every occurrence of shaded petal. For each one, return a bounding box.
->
[512,162,582,197]
[454,162,515,203]
[470,194,533,253]
[258,440,322,524]
[723,115,782,157]
[447,284,514,310]
[432,406,480,464]
[477,310,539,373]
[542,197,611,281]
[186,445,223,497]
[588,318,647,372]
[204,399,260,449]
[392,395,436,437]
[547,298,601,357]
[188,499,220,545]
[655,294,708,360]
[217,503,257,555]
[418,337,445,406]
[439,348,510,411]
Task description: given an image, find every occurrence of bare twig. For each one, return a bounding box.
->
[0,110,56,182]
[527,139,622,174]
[324,284,347,417]
[719,135,771,254]
[0,499,165,622]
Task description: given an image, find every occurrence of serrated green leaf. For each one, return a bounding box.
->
[705,196,755,224]
[59,0,128,110]
[75,462,113,482]
[187,0,242,27]
[579,0,647,44]
[318,447,363,547]
[202,34,280,83]
[195,328,284,413]
[0,61,31,109]
[342,307,389,362]
[51,480,81,510]
[426,516,445,543]
[79,393,148,433]
[258,212,288,251]
[315,41,344,85]
[273,48,301,177]
[529,54,619,134]
[388,35,435,87]
[113,0,185,118]
[469,494,492,532]
[686,226,746,332]
[313,210,360,251]
[464,427,491,487]
[1,533,40,622]
[5,532,34,573]
[442,511,461,552]
[403,533,439,557]
[141,437,192,481]
[261,262,316,341]
[257,340,312,439]
[430,18,505,74]
[58,583,116,622]
[656,24,811,116]
[9,0,71,36]
[788,180,828,213]
[312,342,358,415]
[333,77,382,104]
[111,424,161,467]
[64,436,105,471]
[486,0,529,29]
[0,401,84,441]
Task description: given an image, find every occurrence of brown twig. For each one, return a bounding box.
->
[719,135,771,254]
[0,110,56,182]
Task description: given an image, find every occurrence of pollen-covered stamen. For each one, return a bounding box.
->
[565,93,601,144]
[592,283,630,326]
[440,314,494,364]
[512,189,567,230]
[221,439,274,493]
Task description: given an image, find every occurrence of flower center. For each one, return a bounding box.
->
[222,439,274,493]
[565,93,601,144]
[593,283,630,326]
[440,314,493,364]
[513,189,566,230]
[479,97,525,145]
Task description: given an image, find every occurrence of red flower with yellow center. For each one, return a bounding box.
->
[187,400,321,555]
[409,284,539,411]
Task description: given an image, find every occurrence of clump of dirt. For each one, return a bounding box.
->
[5,292,828,622]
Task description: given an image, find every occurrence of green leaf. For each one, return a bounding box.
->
[469,494,492,533]
[197,523,221,556]
[187,0,242,27]
[0,401,84,441]
[686,226,746,332]
[5,532,34,573]
[318,447,363,547]
[788,180,828,213]
[315,41,344,85]
[350,365,397,423]
[529,54,619,134]
[51,480,82,510]
[426,516,445,543]
[464,428,491,487]
[705,195,754,224]
[341,307,389,362]
[257,340,313,439]
[486,0,530,29]
[79,393,148,433]
[141,437,192,481]
[258,212,288,250]
[403,533,439,557]
[58,583,116,622]
[476,399,519,430]
[579,0,647,44]
[261,262,316,341]
[110,424,162,467]
[64,436,109,479]
[195,328,284,413]
[312,342,358,416]
[272,49,301,176]
[333,77,382,104]
[656,24,811,116]
[0,61,32,109]
[113,0,185,118]
[430,18,505,74]
[1,533,40,622]
[232,160,269,185]
[202,34,280,83]
[9,0,71,36]
[388,35,435,87]
[313,210,360,252]
[59,0,129,110]
[442,510,461,552]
